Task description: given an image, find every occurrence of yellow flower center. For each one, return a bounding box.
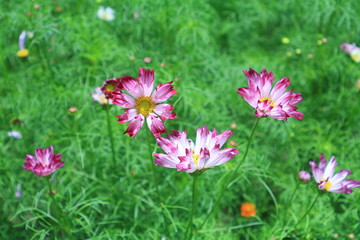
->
[102,13,108,20]
[105,83,115,92]
[192,154,200,168]
[259,97,275,107]
[17,49,29,58]
[351,54,360,63]
[320,178,333,191]
[135,96,155,117]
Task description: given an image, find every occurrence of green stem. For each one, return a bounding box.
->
[294,191,321,228]
[105,103,116,167]
[283,180,301,224]
[46,177,62,220]
[185,174,199,240]
[200,117,261,229]
[145,124,161,202]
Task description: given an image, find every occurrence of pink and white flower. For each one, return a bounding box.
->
[23,146,64,177]
[112,68,177,137]
[237,68,304,120]
[91,87,113,105]
[340,43,360,63]
[101,77,124,100]
[309,154,360,194]
[153,126,239,173]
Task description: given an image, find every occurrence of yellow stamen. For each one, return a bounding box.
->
[135,96,155,117]
[101,13,108,20]
[259,97,275,107]
[192,154,200,168]
[17,49,29,58]
[320,178,333,191]
[105,83,115,92]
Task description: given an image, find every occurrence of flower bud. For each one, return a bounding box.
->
[298,171,311,182]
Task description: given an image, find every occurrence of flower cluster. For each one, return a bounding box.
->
[97,6,115,21]
[237,68,303,121]
[310,154,360,194]
[340,43,360,63]
[102,68,178,137]
[153,126,239,173]
[23,146,64,177]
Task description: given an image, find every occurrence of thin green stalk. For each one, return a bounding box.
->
[105,103,116,167]
[185,174,199,240]
[283,180,301,224]
[145,124,161,202]
[200,117,261,229]
[293,191,321,228]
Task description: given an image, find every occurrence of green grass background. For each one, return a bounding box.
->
[1,0,360,239]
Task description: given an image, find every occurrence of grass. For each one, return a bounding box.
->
[1,0,360,239]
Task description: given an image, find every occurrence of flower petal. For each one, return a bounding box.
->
[151,82,177,103]
[154,104,177,119]
[124,115,144,137]
[138,68,154,96]
[146,114,166,137]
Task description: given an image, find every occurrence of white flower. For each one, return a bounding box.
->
[90,87,113,105]
[350,48,360,63]
[7,130,23,139]
[97,6,115,21]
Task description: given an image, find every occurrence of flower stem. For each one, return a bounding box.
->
[293,191,321,228]
[283,180,301,224]
[145,124,161,202]
[105,103,116,168]
[185,174,199,240]
[200,117,261,229]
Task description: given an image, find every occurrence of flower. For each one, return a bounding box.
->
[101,77,124,100]
[91,87,113,105]
[309,154,360,194]
[97,6,115,21]
[240,202,256,218]
[144,57,152,63]
[7,130,23,139]
[113,68,177,137]
[340,43,360,63]
[237,68,304,120]
[68,107,77,113]
[295,48,302,54]
[17,31,29,58]
[281,37,290,44]
[298,170,311,182]
[153,126,239,173]
[23,146,64,177]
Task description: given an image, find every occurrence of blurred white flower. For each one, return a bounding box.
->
[91,87,113,105]
[7,130,23,139]
[97,6,115,21]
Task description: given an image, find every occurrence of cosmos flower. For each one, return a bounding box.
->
[7,130,23,139]
[97,6,115,21]
[237,68,304,120]
[340,43,360,63]
[298,171,311,182]
[309,154,360,194]
[240,202,257,218]
[113,68,177,137]
[17,31,29,58]
[101,77,124,100]
[91,87,113,105]
[153,126,239,173]
[23,146,64,177]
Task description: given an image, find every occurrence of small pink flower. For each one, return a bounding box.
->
[112,68,177,137]
[237,68,304,120]
[153,126,239,173]
[298,171,311,182]
[23,146,64,177]
[309,154,360,194]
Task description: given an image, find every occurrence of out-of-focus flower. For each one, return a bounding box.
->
[281,37,290,44]
[333,233,339,238]
[15,183,22,198]
[23,146,64,177]
[17,31,29,58]
[298,170,311,182]
[97,6,115,21]
[153,126,239,172]
[144,57,152,63]
[101,77,124,100]
[34,4,40,9]
[307,54,314,59]
[230,123,237,129]
[54,6,63,13]
[229,140,238,146]
[240,202,256,218]
[7,130,23,139]
[340,43,360,63]
[133,11,140,19]
[356,79,360,90]
[160,62,166,68]
[348,233,355,239]
[322,38,328,43]
[27,31,34,38]
[113,68,177,137]
[129,56,135,61]
[237,68,304,120]
[309,154,360,194]
[68,107,77,113]
[286,51,292,57]
[26,12,32,17]
[91,87,113,105]
[295,49,302,54]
